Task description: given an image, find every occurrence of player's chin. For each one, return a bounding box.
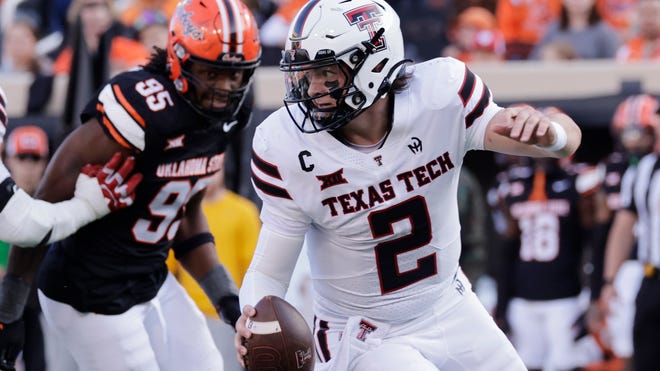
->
[203,99,228,110]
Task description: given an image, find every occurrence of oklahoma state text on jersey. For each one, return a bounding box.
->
[251,57,500,322]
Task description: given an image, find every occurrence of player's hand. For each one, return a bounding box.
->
[94,152,143,211]
[598,282,617,316]
[216,295,241,328]
[491,106,556,147]
[75,152,143,217]
[0,318,24,371]
[234,305,256,368]
[585,302,606,334]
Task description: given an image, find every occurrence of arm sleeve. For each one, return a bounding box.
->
[0,171,108,247]
[239,224,305,308]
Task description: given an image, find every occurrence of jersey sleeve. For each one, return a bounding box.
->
[619,164,637,213]
[81,73,149,153]
[456,62,501,152]
[250,122,311,237]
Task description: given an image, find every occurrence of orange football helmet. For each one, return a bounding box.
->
[167,0,261,121]
[611,94,658,131]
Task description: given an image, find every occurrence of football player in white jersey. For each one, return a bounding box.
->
[234,1,581,370]
[0,86,141,247]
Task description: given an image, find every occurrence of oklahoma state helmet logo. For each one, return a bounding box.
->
[343,5,386,51]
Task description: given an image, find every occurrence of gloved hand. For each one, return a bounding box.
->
[216,295,241,328]
[0,318,24,371]
[76,152,143,216]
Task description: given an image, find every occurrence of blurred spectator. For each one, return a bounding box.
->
[529,0,621,60]
[117,0,178,29]
[615,0,660,61]
[133,9,168,51]
[0,15,54,115]
[596,0,637,40]
[442,6,505,63]
[259,0,306,49]
[9,0,72,41]
[392,0,453,61]
[0,125,50,371]
[53,0,149,130]
[496,0,561,60]
[587,94,659,370]
[537,40,579,60]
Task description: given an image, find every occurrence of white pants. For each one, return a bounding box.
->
[39,273,224,371]
[607,259,644,358]
[315,270,525,371]
[507,296,583,370]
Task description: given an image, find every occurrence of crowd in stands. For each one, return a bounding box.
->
[0,0,658,370]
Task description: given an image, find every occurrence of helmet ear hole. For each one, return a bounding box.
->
[352,93,365,106]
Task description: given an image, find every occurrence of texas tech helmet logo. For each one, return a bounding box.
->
[343,5,386,51]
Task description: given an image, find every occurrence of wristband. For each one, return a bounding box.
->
[602,278,614,286]
[173,232,214,259]
[534,121,567,152]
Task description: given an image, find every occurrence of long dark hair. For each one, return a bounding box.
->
[143,47,169,75]
[559,3,601,30]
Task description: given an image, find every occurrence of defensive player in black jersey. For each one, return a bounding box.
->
[0,1,261,370]
[494,107,608,370]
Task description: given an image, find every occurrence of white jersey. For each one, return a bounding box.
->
[251,57,501,322]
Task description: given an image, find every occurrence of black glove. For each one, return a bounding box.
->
[216,295,241,328]
[0,318,24,371]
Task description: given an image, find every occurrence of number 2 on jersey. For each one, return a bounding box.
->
[369,196,437,294]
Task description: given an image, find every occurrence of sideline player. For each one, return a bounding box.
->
[234,0,581,370]
[0,0,261,370]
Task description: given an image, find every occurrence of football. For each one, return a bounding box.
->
[243,295,315,371]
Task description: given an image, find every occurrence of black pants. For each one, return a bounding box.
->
[633,277,660,371]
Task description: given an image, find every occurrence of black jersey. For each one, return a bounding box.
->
[504,165,585,300]
[602,151,632,212]
[38,68,242,314]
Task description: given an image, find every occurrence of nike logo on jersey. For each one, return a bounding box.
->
[223,120,239,133]
[164,135,185,150]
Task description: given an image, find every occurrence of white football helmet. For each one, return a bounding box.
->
[280,0,407,133]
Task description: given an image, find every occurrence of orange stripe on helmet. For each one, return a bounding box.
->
[612,94,659,130]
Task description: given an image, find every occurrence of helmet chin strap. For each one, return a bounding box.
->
[376,58,412,98]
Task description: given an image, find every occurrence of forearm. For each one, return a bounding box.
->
[484,109,581,159]
[0,189,98,247]
[239,225,304,308]
[603,210,637,283]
